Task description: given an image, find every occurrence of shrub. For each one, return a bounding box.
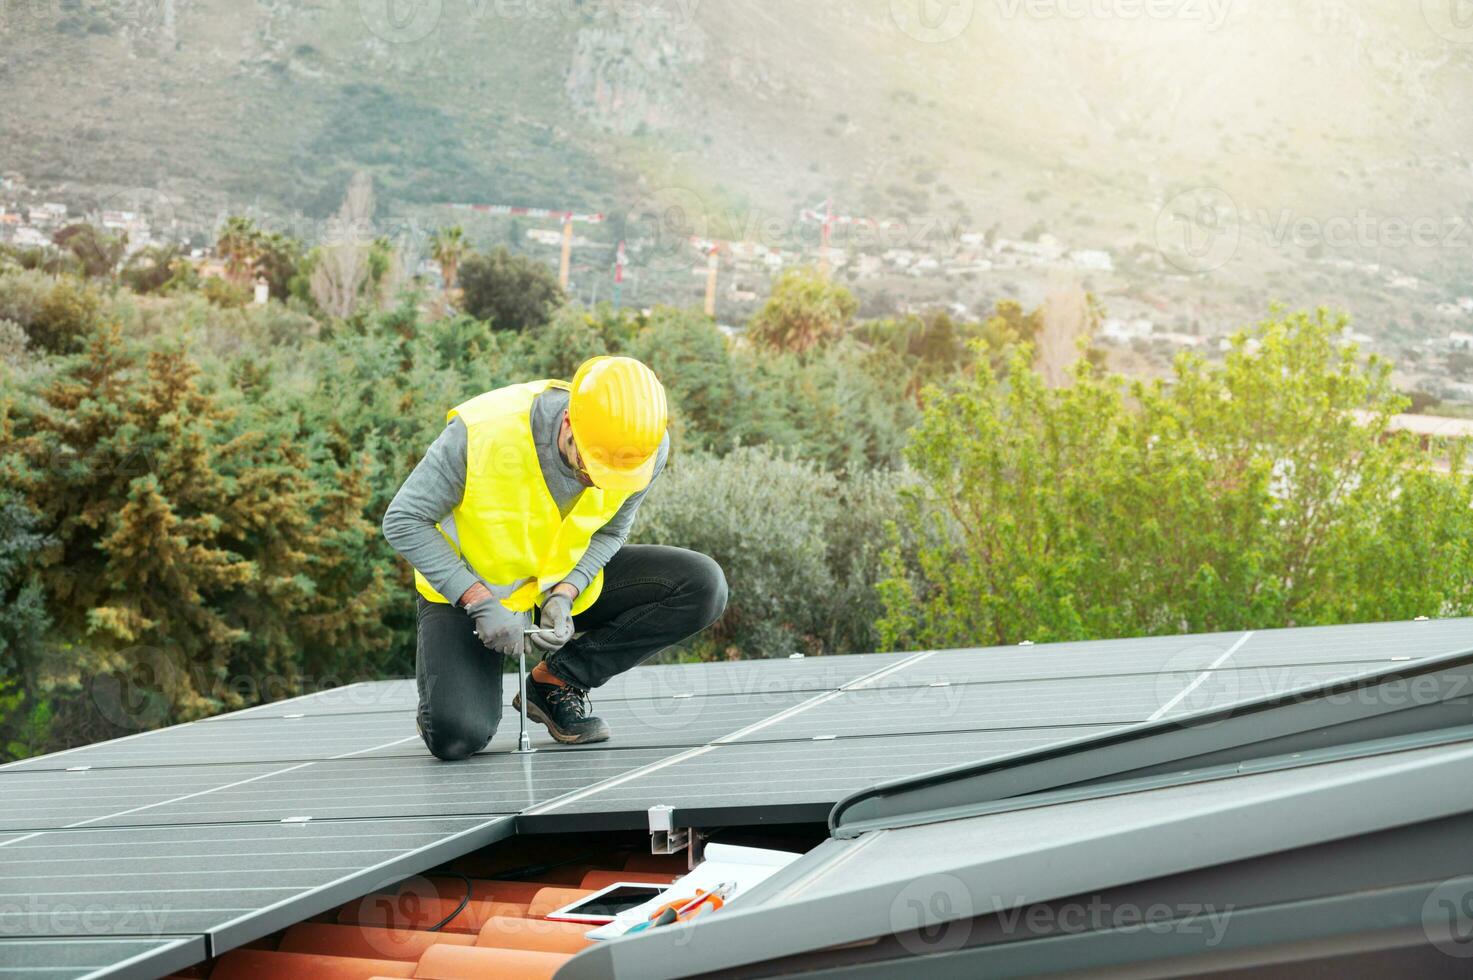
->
[30,275,102,354]
[0,319,27,364]
[201,276,250,309]
[746,267,857,353]
[0,269,50,327]
[458,246,565,331]
[633,446,901,660]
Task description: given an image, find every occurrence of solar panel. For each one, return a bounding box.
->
[0,817,514,945]
[524,727,1123,828]
[0,937,206,980]
[2,617,1469,979]
[0,762,300,833]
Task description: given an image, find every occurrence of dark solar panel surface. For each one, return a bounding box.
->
[0,817,513,941]
[2,618,1469,978]
[0,937,205,980]
[533,727,1123,821]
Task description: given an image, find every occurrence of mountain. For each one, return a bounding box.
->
[3,0,1472,339]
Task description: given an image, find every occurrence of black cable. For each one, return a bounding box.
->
[426,873,472,932]
[422,842,646,932]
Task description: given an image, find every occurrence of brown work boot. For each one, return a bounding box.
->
[513,676,611,744]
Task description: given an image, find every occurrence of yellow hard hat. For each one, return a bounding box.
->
[568,356,668,492]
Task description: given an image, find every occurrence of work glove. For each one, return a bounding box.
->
[465,586,532,658]
[529,592,575,652]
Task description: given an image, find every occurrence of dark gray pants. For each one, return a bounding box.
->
[415,545,728,761]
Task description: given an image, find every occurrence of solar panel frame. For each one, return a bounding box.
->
[4,617,1472,979]
[0,937,207,980]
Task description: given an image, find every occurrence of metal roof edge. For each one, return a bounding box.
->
[836,723,1473,838]
[555,740,1473,980]
[829,644,1473,837]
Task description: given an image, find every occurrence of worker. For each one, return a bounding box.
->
[382,356,727,760]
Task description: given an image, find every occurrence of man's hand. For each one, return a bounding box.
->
[530,584,577,652]
[462,585,531,657]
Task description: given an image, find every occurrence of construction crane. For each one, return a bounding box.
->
[451,204,606,289]
[689,236,785,318]
[613,239,627,309]
[800,198,906,277]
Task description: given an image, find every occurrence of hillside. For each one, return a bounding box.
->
[3,1,1472,342]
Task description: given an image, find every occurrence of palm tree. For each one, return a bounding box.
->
[430,225,468,291]
[217,216,261,285]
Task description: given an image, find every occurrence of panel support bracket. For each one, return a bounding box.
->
[648,804,706,869]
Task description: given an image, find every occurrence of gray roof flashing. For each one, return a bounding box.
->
[831,642,1473,837]
[558,737,1473,979]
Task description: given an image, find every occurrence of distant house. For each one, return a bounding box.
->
[1100,317,1153,343]
[32,202,67,226]
[1069,249,1114,272]
[1352,409,1473,472]
[1154,331,1207,349]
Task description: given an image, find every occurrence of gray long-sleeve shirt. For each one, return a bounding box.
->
[382,387,669,604]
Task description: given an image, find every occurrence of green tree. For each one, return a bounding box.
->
[120,244,185,295]
[626,307,736,453]
[217,216,263,285]
[0,490,52,761]
[1,325,391,745]
[878,308,1473,650]
[458,246,565,331]
[255,231,304,300]
[429,225,469,290]
[52,223,127,279]
[746,267,858,354]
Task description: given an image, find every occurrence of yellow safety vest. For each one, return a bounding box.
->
[413,380,632,614]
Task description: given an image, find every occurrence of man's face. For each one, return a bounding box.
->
[561,415,595,487]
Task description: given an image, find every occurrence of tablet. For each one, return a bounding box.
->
[542,882,671,924]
